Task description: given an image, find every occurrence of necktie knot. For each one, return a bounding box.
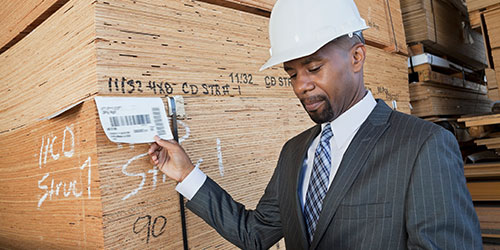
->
[320,123,333,143]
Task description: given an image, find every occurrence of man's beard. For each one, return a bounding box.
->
[301,95,334,124]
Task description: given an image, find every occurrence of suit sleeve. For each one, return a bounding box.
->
[185,154,284,250]
[405,128,482,249]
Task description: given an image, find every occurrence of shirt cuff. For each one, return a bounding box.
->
[175,167,207,200]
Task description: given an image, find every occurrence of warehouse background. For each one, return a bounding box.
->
[0,0,498,248]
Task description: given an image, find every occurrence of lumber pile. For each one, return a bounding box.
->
[201,0,408,54]
[408,52,491,118]
[0,0,69,53]
[400,0,487,70]
[400,0,491,119]
[466,0,500,29]
[465,0,500,97]
[458,114,500,243]
[486,69,500,101]
[0,0,409,248]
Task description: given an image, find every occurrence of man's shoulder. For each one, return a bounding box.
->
[284,125,319,148]
[387,109,452,140]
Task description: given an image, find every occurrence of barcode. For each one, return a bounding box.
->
[109,114,151,127]
[152,107,166,135]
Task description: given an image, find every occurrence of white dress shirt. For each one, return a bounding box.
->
[176,91,377,202]
[298,91,376,210]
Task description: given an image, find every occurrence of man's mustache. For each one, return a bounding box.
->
[300,95,328,106]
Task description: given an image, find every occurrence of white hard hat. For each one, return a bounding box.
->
[260,0,370,71]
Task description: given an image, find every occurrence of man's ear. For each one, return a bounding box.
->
[351,44,366,73]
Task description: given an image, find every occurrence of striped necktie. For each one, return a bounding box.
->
[303,123,333,242]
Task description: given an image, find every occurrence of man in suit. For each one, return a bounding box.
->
[149,0,482,248]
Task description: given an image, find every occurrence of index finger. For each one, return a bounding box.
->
[148,142,161,155]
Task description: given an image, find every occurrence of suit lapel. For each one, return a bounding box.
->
[285,124,321,249]
[310,100,392,249]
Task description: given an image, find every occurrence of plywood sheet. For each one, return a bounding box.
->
[0,0,97,133]
[212,0,408,54]
[467,181,500,201]
[484,8,500,49]
[0,0,68,53]
[401,0,487,70]
[410,82,492,117]
[466,0,500,12]
[0,101,104,248]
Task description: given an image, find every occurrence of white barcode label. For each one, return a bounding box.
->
[109,114,151,127]
[152,108,166,135]
[95,97,173,143]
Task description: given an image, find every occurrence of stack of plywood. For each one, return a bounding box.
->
[484,8,500,85]
[458,114,500,244]
[466,0,500,99]
[400,0,487,70]
[218,0,408,54]
[408,53,491,117]
[0,0,409,248]
[466,0,500,29]
[0,0,69,53]
[487,69,500,101]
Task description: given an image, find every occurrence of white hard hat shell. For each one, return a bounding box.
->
[260,0,369,71]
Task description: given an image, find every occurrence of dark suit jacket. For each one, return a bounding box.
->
[186,100,482,249]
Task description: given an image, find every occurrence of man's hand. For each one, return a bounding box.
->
[148,135,194,182]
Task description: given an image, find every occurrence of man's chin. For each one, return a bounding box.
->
[307,110,333,124]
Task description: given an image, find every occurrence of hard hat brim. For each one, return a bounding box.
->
[259,26,369,72]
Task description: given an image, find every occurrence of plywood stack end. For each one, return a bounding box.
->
[486,68,500,101]
[0,0,409,248]
[408,53,491,118]
[458,115,500,243]
[207,0,408,55]
[465,0,500,101]
[484,7,500,85]
[400,0,487,71]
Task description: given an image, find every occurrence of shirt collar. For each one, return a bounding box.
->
[321,91,377,147]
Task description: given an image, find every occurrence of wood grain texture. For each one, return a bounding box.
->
[467,181,500,201]
[0,0,70,53]
[466,0,500,12]
[486,68,499,101]
[0,0,410,132]
[202,0,408,54]
[409,82,491,117]
[465,162,500,178]
[401,0,487,70]
[0,101,104,248]
[0,0,98,133]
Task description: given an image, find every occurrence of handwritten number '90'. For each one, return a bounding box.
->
[133,215,167,243]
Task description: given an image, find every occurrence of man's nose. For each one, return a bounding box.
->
[293,72,315,95]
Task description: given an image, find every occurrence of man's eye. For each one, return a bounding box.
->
[290,74,297,79]
[309,66,321,72]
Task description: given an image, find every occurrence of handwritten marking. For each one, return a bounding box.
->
[133,215,167,243]
[37,157,92,208]
[62,126,74,158]
[195,158,203,168]
[264,76,292,88]
[49,136,60,160]
[121,153,148,200]
[39,126,75,169]
[107,76,242,96]
[37,173,50,208]
[148,166,158,190]
[216,138,224,177]
[177,120,190,145]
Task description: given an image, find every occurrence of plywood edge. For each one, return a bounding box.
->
[0,100,105,248]
[0,0,70,54]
